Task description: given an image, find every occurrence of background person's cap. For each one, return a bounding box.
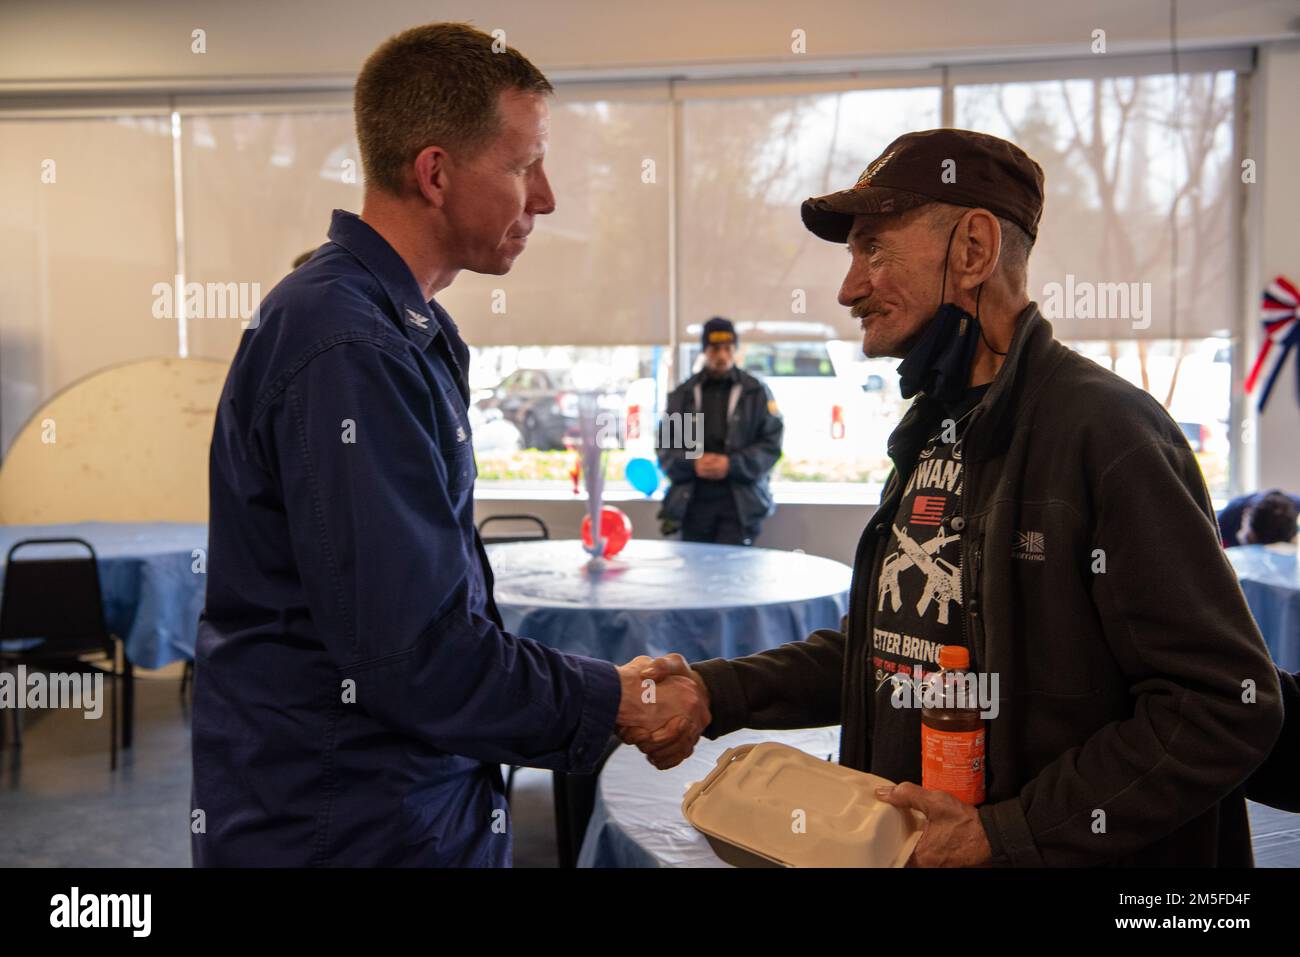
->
[702,316,738,348]
[800,128,1045,244]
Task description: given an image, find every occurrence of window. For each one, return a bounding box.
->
[467,344,664,490]
[0,53,1251,502]
[953,59,1243,497]
[0,113,178,454]
[676,82,942,499]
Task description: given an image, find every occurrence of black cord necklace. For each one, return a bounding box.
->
[974,284,1008,356]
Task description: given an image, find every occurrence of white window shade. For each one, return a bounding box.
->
[955,67,1241,341]
[179,109,363,361]
[435,96,672,348]
[0,114,178,454]
[677,85,941,344]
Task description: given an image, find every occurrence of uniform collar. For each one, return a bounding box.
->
[327,209,472,398]
[327,209,441,350]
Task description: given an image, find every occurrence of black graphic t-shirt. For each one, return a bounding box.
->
[869,384,988,786]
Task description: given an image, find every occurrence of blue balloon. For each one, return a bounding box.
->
[625,457,661,497]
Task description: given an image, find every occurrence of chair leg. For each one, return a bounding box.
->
[121,654,134,750]
[110,653,118,771]
[552,771,575,868]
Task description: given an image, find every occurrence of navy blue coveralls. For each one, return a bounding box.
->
[192,210,620,867]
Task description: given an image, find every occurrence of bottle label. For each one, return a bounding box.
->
[921,725,985,805]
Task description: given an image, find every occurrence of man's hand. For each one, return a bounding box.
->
[615,655,711,769]
[619,653,712,769]
[874,782,992,867]
[693,453,729,480]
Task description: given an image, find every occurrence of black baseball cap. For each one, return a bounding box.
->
[801,128,1045,244]
[702,316,737,348]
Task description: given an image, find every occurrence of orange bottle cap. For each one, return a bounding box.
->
[938,645,970,670]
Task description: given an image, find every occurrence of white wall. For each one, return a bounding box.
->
[1252,40,1300,492]
[2,0,1297,90]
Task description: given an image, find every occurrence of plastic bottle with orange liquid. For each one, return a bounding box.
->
[920,645,985,805]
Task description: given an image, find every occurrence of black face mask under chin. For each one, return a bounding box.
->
[894,218,989,405]
[895,302,981,403]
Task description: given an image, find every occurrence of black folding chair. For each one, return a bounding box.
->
[478,514,551,800]
[552,734,624,868]
[477,514,550,545]
[180,660,194,702]
[0,538,132,770]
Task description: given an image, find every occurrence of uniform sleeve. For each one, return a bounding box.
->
[693,615,847,736]
[727,383,784,483]
[261,339,620,772]
[978,438,1284,866]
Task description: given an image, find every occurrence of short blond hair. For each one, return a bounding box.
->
[354,23,553,195]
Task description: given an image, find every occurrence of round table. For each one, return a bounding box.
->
[1228,543,1300,671]
[577,725,843,867]
[485,539,852,663]
[0,521,208,669]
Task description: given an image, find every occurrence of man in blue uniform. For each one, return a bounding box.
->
[191,23,707,867]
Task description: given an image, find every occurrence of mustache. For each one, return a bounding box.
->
[850,300,885,320]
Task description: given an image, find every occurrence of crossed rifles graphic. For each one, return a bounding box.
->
[878,523,963,625]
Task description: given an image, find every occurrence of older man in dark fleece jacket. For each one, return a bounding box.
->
[626,129,1283,867]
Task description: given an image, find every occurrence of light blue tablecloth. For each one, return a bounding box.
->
[578,725,843,867]
[1227,544,1300,672]
[485,539,852,663]
[0,522,208,669]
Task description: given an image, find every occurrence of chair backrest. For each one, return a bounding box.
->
[477,514,550,545]
[0,538,112,656]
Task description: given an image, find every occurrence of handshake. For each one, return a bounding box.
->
[614,654,712,769]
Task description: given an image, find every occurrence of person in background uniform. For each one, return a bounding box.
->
[1218,488,1300,547]
[191,22,706,868]
[656,317,783,546]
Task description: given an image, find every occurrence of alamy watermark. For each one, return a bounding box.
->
[886,668,1000,720]
[50,887,150,937]
[0,666,104,720]
[152,276,262,329]
[1040,274,1153,331]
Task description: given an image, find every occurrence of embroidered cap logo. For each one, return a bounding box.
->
[855,151,896,189]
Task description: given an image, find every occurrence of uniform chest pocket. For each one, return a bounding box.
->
[437,385,476,493]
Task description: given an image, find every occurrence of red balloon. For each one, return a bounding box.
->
[581,505,633,558]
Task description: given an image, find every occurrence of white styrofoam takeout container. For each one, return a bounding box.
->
[681,742,926,868]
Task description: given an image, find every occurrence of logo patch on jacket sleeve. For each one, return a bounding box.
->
[768,399,780,416]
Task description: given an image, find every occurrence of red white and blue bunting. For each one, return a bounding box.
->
[1245,275,1300,412]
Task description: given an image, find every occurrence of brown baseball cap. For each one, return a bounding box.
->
[800,128,1045,244]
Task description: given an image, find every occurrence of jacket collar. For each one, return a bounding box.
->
[962,302,1060,464]
[702,366,740,386]
[689,364,753,391]
[326,209,471,399]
